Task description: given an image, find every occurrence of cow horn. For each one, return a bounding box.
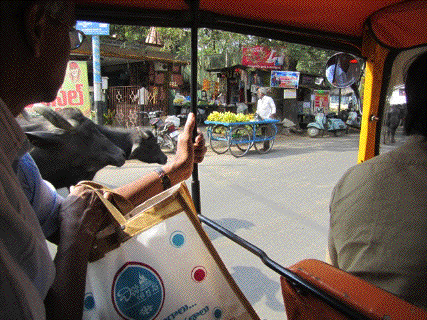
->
[134,126,149,139]
[33,106,74,131]
[141,129,155,139]
[20,108,31,121]
[140,130,149,139]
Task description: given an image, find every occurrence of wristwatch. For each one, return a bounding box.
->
[154,167,172,190]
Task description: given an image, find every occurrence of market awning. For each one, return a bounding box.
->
[72,39,188,65]
[76,0,427,54]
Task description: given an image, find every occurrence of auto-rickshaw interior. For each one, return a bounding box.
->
[70,1,427,319]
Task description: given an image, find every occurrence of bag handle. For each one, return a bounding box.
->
[75,181,127,228]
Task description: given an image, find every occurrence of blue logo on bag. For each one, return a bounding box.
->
[84,292,95,311]
[112,262,165,320]
[170,231,186,248]
[213,308,223,319]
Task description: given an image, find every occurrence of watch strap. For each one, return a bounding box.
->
[154,167,172,190]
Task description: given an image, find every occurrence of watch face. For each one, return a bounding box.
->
[155,168,165,178]
[155,168,171,190]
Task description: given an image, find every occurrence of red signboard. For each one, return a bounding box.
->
[242,46,285,69]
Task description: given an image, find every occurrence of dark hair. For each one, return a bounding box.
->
[1,1,68,14]
[404,51,427,136]
[44,1,70,20]
[1,2,70,28]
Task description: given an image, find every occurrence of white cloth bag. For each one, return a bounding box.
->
[81,182,259,320]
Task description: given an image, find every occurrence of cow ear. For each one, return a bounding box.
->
[25,131,62,148]
[142,130,154,139]
[33,106,75,131]
[58,107,86,123]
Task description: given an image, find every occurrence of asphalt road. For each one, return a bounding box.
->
[92,129,365,320]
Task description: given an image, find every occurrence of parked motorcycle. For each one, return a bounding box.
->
[346,110,361,129]
[307,112,347,137]
[146,111,179,152]
[281,118,304,135]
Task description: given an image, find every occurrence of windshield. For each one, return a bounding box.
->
[42,20,367,319]
[379,47,427,154]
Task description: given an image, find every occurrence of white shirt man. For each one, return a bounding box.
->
[256,88,276,119]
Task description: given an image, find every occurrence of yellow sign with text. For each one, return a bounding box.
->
[26,61,92,117]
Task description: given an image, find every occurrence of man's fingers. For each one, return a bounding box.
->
[195,132,204,145]
[183,113,196,136]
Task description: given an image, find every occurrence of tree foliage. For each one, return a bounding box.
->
[108,25,337,82]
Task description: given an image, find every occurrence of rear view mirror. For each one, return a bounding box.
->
[325,53,361,88]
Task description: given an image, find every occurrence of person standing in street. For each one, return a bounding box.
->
[256,87,276,150]
[256,87,276,120]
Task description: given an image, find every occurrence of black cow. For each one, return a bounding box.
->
[57,108,168,165]
[23,108,127,189]
[384,104,405,144]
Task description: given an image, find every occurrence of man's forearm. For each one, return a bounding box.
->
[44,233,93,319]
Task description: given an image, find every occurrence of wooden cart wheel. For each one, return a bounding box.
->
[209,125,229,154]
[228,125,251,157]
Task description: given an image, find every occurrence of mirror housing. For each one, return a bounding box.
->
[325,53,361,88]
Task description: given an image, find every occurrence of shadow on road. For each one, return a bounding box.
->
[203,218,255,240]
[231,266,286,312]
[219,133,361,160]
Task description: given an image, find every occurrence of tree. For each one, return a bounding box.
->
[107,25,337,83]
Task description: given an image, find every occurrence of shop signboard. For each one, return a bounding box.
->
[270,71,300,89]
[242,46,285,69]
[76,21,110,35]
[26,61,91,117]
[389,86,407,105]
[283,89,297,99]
[313,90,330,114]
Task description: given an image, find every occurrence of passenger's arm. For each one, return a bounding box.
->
[44,188,111,319]
[44,113,206,318]
[325,250,333,264]
[16,153,63,243]
[326,222,338,266]
[113,112,206,207]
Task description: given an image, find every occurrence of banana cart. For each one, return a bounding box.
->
[204,119,280,157]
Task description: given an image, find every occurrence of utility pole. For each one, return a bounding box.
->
[92,35,103,124]
[76,21,110,124]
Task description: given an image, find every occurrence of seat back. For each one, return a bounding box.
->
[281,259,427,320]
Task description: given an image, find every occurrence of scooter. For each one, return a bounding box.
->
[307,112,347,137]
[148,111,179,152]
[345,110,361,129]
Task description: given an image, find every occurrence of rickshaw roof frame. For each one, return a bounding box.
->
[75,0,427,55]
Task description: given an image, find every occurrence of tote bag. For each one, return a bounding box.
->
[79,181,259,320]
